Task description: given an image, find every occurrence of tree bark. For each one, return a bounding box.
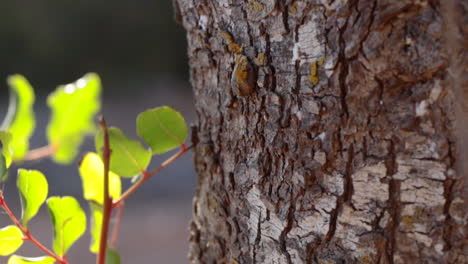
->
[175,0,467,263]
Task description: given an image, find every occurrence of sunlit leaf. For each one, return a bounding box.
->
[47,196,86,256]
[2,75,35,161]
[47,73,101,164]
[79,152,121,204]
[95,127,151,177]
[89,202,103,253]
[16,169,48,228]
[136,106,187,154]
[0,226,23,256]
[106,248,121,264]
[0,131,13,168]
[7,255,55,264]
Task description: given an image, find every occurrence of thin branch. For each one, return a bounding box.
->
[110,201,124,249]
[112,144,192,207]
[148,144,190,176]
[23,144,57,161]
[97,117,113,264]
[0,194,67,264]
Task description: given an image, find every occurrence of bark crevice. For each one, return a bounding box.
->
[178,0,467,263]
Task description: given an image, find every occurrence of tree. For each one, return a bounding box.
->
[175,0,467,263]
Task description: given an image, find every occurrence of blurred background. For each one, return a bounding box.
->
[0,1,196,263]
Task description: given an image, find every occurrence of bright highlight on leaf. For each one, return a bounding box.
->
[47,73,101,164]
[7,255,55,264]
[0,225,23,256]
[95,127,151,177]
[79,152,121,204]
[106,248,121,264]
[136,106,187,154]
[89,202,103,253]
[2,75,36,161]
[17,169,48,229]
[46,196,86,257]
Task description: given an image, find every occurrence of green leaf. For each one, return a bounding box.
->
[8,255,55,264]
[79,152,121,204]
[46,196,86,256]
[0,225,23,256]
[0,131,13,168]
[89,202,103,253]
[95,127,151,177]
[0,131,13,183]
[136,106,187,154]
[0,153,7,183]
[47,73,101,164]
[16,169,48,228]
[106,248,121,264]
[4,75,36,161]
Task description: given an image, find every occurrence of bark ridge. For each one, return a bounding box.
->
[176,0,467,263]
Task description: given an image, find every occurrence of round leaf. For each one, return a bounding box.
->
[136,106,187,154]
[47,196,86,256]
[17,169,49,228]
[8,255,55,264]
[95,127,151,177]
[0,225,23,256]
[47,73,101,164]
[79,152,121,204]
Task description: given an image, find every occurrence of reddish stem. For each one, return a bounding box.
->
[112,144,191,207]
[110,201,124,248]
[97,118,113,264]
[0,194,67,264]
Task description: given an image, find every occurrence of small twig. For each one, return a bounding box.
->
[0,194,67,264]
[112,144,192,207]
[148,144,190,175]
[97,117,113,264]
[23,144,57,161]
[110,201,124,249]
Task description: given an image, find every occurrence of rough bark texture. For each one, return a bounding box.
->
[175,0,467,263]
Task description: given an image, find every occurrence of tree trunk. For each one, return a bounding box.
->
[175,0,467,263]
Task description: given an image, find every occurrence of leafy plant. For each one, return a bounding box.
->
[0,73,190,264]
